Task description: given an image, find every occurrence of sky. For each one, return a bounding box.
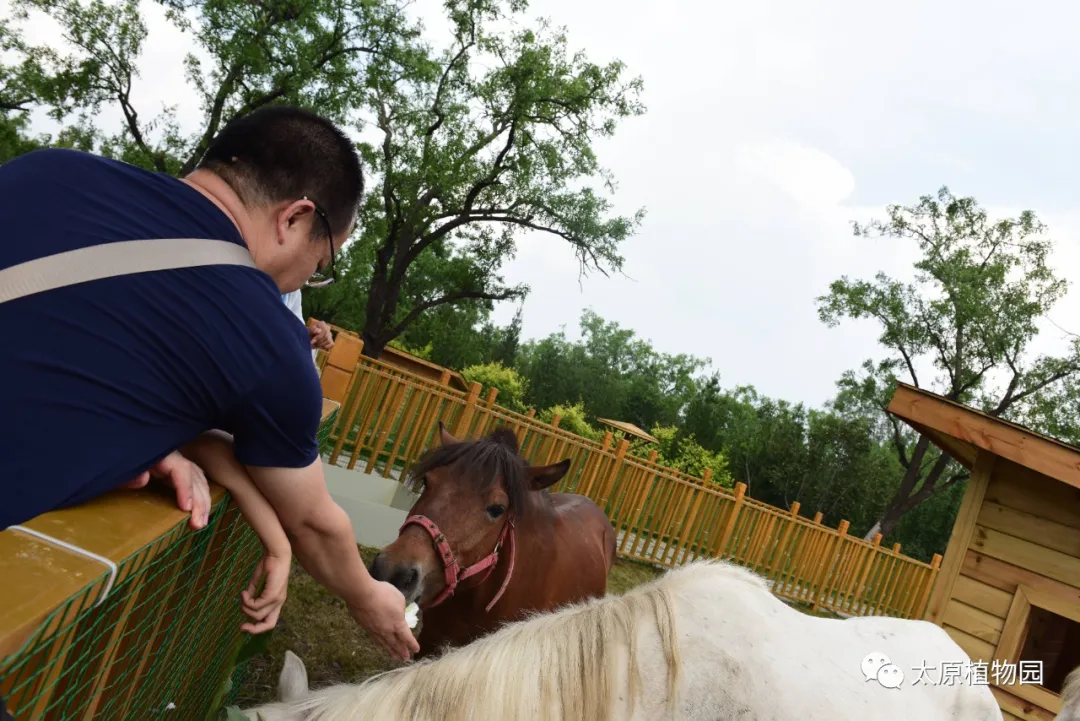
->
[11,0,1080,409]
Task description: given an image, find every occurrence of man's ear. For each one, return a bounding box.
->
[438,421,460,447]
[277,200,316,246]
[524,459,571,490]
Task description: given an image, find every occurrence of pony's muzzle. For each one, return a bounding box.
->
[369,553,423,602]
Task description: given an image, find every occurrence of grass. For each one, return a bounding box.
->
[228,548,838,709]
[230,547,665,709]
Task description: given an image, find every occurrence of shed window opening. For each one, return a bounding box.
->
[1017,605,1080,694]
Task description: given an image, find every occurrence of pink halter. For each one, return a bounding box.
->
[399,512,516,612]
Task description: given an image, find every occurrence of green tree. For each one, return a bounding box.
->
[630,424,734,488]
[461,361,529,412]
[350,0,645,357]
[818,186,1080,540]
[515,309,707,430]
[539,401,602,441]
[4,0,419,172]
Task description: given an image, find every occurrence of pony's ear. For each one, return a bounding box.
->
[278,650,309,703]
[525,459,571,490]
[438,421,460,447]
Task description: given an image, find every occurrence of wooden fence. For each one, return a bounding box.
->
[314,327,943,619]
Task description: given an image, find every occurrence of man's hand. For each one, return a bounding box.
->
[148,451,213,530]
[240,552,291,634]
[307,320,333,352]
[120,451,212,529]
[347,578,420,661]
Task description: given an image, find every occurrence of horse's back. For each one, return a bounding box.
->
[544,492,615,593]
[657,562,1003,720]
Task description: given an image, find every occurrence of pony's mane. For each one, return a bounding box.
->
[404,426,530,516]
[245,560,769,721]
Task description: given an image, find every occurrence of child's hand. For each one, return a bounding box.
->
[240,552,291,634]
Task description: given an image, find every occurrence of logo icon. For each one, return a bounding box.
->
[862,652,905,689]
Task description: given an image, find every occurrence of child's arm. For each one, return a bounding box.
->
[178,431,292,633]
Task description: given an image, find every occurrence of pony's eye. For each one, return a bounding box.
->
[486,504,506,518]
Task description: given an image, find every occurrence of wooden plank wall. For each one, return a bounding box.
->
[939,458,1080,721]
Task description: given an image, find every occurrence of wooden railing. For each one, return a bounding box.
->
[315,330,942,619]
[0,400,342,719]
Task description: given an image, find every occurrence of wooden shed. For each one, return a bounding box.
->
[887,382,1080,721]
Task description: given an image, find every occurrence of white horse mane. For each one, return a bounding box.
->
[244,559,770,721]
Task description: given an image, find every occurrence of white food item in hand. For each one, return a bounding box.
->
[405,602,420,629]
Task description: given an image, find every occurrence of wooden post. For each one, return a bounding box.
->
[871,542,907,617]
[319,335,364,403]
[647,449,659,464]
[914,554,943,619]
[526,408,536,418]
[484,386,499,407]
[850,533,882,616]
[598,438,630,509]
[795,513,825,602]
[715,482,747,558]
[924,450,995,624]
[578,431,614,499]
[454,382,482,438]
[439,369,452,385]
[550,413,562,428]
[811,520,849,611]
[768,501,801,587]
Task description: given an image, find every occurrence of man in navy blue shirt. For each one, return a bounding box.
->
[0,105,419,660]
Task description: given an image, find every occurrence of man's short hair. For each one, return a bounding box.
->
[197,105,363,239]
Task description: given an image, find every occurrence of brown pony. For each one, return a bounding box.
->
[368,423,617,658]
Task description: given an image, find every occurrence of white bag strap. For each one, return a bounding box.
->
[0,238,256,304]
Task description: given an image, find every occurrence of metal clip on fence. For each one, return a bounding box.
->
[8,525,118,608]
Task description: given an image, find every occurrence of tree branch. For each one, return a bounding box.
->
[992,365,1079,416]
[389,287,519,337]
[424,33,473,140]
[887,414,911,469]
[0,97,33,111]
[397,123,520,276]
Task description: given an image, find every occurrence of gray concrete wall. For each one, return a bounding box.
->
[322,462,419,548]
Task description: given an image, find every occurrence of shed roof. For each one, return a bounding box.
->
[595,418,659,444]
[886,382,1080,491]
[379,345,470,391]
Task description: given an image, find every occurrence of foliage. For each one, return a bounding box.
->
[515,309,707,431]
[630,425,733,488]
[819,186,1080,539]
[461,361,528,412]
[341,0,646,355]
[386,338,433,361]
[3,0,420,173]
[538,401,602,441]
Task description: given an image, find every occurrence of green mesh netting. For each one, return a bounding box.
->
[1,498,262,720]
[1,410,340,721]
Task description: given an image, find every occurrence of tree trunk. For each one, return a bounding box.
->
[360,260,401,360]
[360,331,388,359]
[863,435,953,541]
[867,501,908,541]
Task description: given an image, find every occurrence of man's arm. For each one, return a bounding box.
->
[219,320,414,658]
[245,459,419,661]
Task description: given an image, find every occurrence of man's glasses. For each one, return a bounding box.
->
[304,196,337,288]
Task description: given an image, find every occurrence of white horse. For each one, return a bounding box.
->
[241,559,1079,721]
